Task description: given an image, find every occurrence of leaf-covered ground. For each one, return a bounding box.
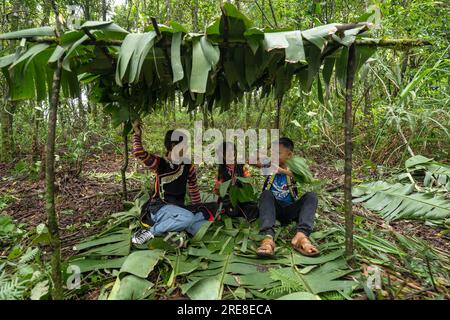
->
[1,150,449,300]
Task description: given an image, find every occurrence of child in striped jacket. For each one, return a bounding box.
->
[130,120,211,246]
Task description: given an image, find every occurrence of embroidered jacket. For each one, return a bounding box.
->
[132,132,201,206]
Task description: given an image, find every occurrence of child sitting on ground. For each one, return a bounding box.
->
[130,119,212,246]
[255,137,320,257]
[213,141,258,221]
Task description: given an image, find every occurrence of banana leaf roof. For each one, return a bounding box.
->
[0,3,375,127]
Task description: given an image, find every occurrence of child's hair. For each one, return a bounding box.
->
[164,129,186,152]
[217,141,245,181]
[278,137,294,151]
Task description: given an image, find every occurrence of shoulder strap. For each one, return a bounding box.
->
[262,174,276,191]
[286,175,299,200]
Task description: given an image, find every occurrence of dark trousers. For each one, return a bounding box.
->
[259,190,318,237]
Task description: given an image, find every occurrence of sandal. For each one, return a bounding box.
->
[291,234,320,257]
[256,236,275,258]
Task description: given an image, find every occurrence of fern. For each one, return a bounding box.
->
[265,284,296,297]
[19,247,38,264]
[0,271,28,300]
[265,268,304,297]
[84,171,116,180]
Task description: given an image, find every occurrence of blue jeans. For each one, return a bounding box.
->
[149,204,207,236]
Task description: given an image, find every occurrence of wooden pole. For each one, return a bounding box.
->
[46,0,64,300]
[344,43,356,259]
[120,124,129,203]
[17,37,431,50]
[354,39,431,48]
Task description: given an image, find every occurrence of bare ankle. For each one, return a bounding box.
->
[295,231,307,238]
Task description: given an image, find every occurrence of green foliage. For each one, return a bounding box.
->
[353,181,449,226]
[0,0,448,301]
[354,155,450,226]
[402,155,450,189]
[286,157,314,184]
[67,201,356,300]
[73,228,131,257]
[219,177,258,207]
[0,216,49,300]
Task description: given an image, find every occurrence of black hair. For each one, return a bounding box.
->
[164,130,186,152]
[278,137,294,151]
[217,141,244,181]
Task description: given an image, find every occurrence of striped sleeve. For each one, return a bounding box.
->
[132,132,160,170]
[243,164,251,177]
[213,177,222,195]
[187,165,201,204]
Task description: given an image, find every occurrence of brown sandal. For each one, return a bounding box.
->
[256,237,275,258]
[292,235,320,257]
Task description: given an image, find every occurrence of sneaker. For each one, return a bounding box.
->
[164,231,188,248]
[131,228,155,245]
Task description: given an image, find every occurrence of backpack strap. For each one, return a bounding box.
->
[262,174,276,191]
[286,175,299,201]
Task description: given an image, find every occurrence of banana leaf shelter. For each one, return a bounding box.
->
[0,3,429,298]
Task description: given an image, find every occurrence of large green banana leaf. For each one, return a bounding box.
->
[402,155,450,188]
[353,181,450,225]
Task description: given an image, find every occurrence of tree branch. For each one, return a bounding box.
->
[17,36,431,49]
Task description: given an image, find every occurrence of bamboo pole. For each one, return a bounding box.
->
[355,39,431,48]
[344,43,356,259]
[16,36,431,50]
[46,0,64,300]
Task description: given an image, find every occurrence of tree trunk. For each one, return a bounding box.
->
[0,101,15,162]
[245,91,252,129]
[255,97,266,129]
[202,105,209,129]
[268,0,278,28]
[78,93,86,131]
[363,75,371,116]
[261,0,265,27]
[32,103,42,161]
[47,0,64,300]
[344,43,356,259]
[102,0,107,21]
[172,100,176,125]
[121,125,129,203]
[275,97,282,130]
[192,0,199,32]
[126,0,133,31]
[166,0,171,21]
[83,0,91,21]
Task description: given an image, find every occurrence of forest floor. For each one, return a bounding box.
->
[1,149,449,300]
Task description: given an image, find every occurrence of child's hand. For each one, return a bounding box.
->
[275,166,294,177]
[132,119,142,135]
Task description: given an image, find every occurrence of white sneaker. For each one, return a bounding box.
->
[131,229,155,245]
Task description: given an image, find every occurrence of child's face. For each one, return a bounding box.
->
[277,144,293,165]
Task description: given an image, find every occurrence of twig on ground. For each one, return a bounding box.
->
[81,188,141,200]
